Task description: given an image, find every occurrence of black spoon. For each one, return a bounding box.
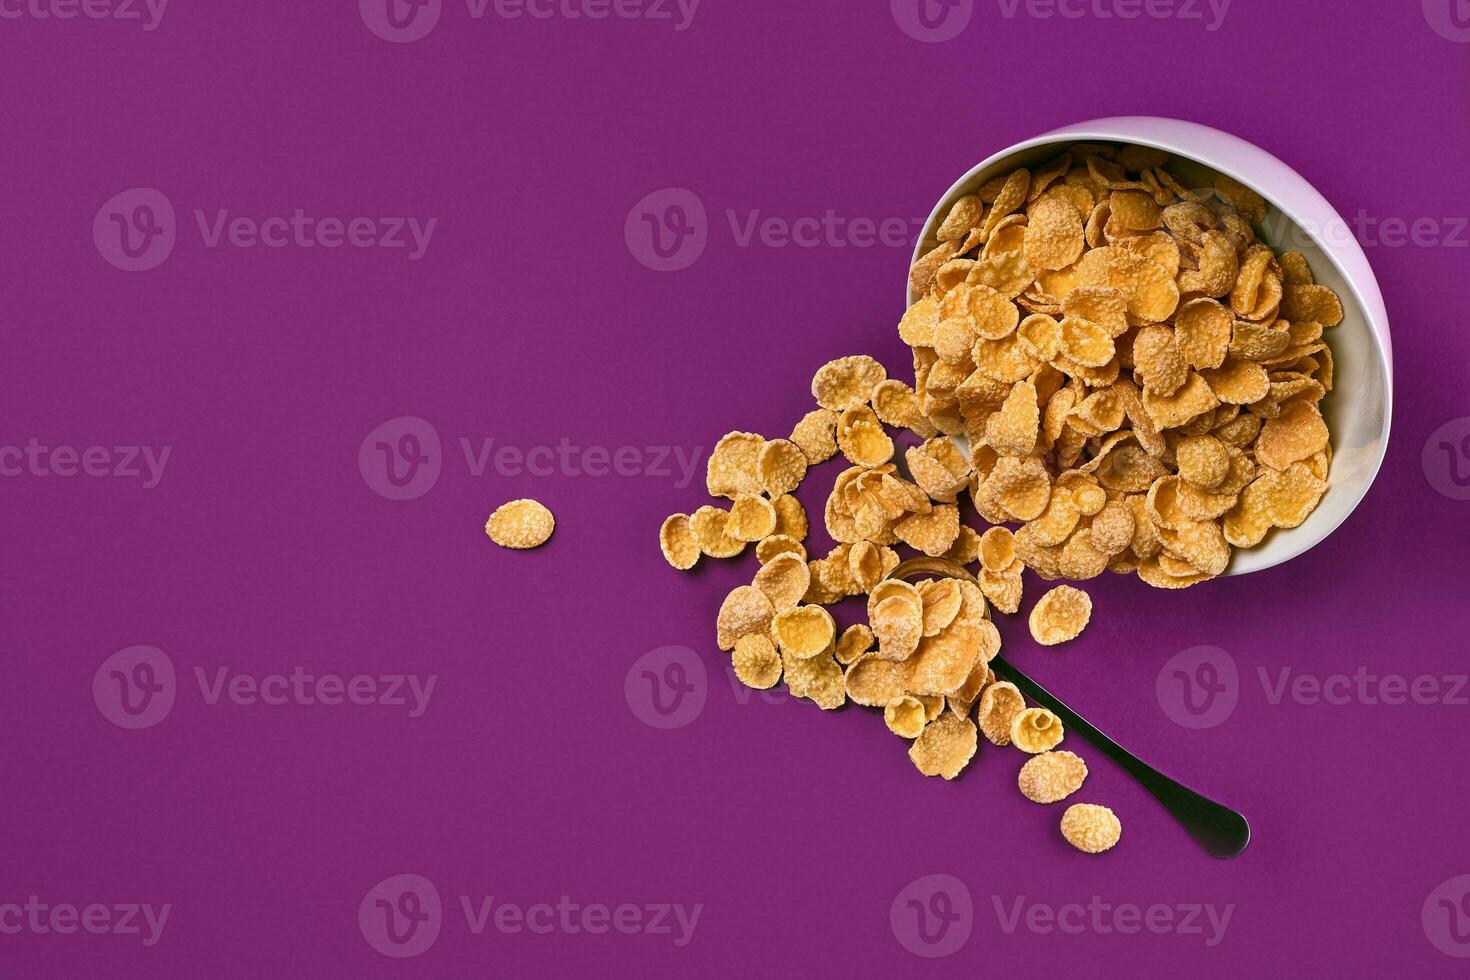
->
[889,556,1251,859]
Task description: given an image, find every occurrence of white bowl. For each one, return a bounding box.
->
[908,116,1392,576]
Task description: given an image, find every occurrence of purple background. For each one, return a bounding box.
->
[3,0,1469,975]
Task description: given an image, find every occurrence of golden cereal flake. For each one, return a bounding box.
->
[908,713,979,780]
[895,503,961,557]
[978,681,1025,746]
[658,513,699,570]
[757,439,809,497]
[715,585,774,652]
[834,624,875,666]
[871,595,924,661]
[770,493,809,540]
[484,499,555,550]
[732,634,782,690]
[1028,585,1092,646]
[979,566,1024,615]
[727,493,777,542]
[706,431,765,498]
[1060,803,1122,854]
[772,604,837,660]
[917,578,964,636]
[843,653,909,707]
[1018,750,1088,804]
[756,534,806,563]
[812,355,886,412]
[1254,401,1329,472]
[689,505,745,558]
[1011,707,1065,754]
[783,650,845,709]
[789,409,839,465]
[884,696,928,739]
[753,552,810,611]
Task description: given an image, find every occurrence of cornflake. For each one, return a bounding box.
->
[659,513,699,570]
[689,505,745,558]
[884,696,928,739]
[485,499,555,550]
[1060,803,1122,854]
[1028,585,1093,646]
[754,553,810,610]
[978,681,1025,746]
[716,585,773,651]
[813,356,886,411]
[790,409,838,464]
[1011,707,1064,753]
[834,624,875,666]
[1018,750,1088,803]
[727,494,777,542]
[706,432,764,498]
[773,605,836,660]
[908,713,979,780]
[758,439,808,497]
[732,635,782,690]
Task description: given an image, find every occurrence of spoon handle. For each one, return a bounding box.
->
[990,654,1251,859]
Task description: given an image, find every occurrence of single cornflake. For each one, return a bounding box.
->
[1011,707,1064,753]
[658,514,699,570]
[908,713,979,780]
[1028,585,1092,646]
[1018,750,1088,804]
[1060,803,1122,854]
[977,681,1025,746]
[485,499,555,550]
[732,635,782,690]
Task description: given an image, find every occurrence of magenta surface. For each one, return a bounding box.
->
[2,1,1469,976]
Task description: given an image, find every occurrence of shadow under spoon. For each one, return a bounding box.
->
[888,556,1251,860]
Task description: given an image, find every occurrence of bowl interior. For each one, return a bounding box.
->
[908,138,1390,577]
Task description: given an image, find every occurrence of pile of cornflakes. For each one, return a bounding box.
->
[904,143,1337,587]
[659,143,1339,854]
